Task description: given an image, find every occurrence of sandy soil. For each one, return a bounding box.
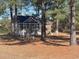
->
[0,41,79,59]
[0,32,79,59]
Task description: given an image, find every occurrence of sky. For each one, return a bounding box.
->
[21,6,36,15]
[0,4,37,20]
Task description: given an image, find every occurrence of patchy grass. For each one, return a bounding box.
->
[0,27,9,35]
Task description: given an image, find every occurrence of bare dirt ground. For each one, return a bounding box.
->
[0,32,79,59]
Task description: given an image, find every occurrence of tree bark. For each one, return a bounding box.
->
[14,4,18,35]
[10,5,14,34]
[15,4,17,18]
[69,0,77,45]
[41,2,46,41]
[55,19,59,34]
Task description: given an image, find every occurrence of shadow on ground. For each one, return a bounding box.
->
[0,33,79,46]
[0,33,41,45]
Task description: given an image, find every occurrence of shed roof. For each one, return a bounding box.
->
[16,16,41,24]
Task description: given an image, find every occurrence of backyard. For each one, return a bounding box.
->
[0,0,79,59]
[0,32,79,59]
[0,40,79,59]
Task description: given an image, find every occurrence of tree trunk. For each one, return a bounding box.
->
[55,2,59,34]
[69,0,77,45]
[10,5,14,34]
[55,19,59,34]
[36,4,39,16]
[14,4,18,35]
[41,3,46,41]
[15,4,17,18]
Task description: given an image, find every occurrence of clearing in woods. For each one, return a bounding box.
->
[0,32,79,59]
